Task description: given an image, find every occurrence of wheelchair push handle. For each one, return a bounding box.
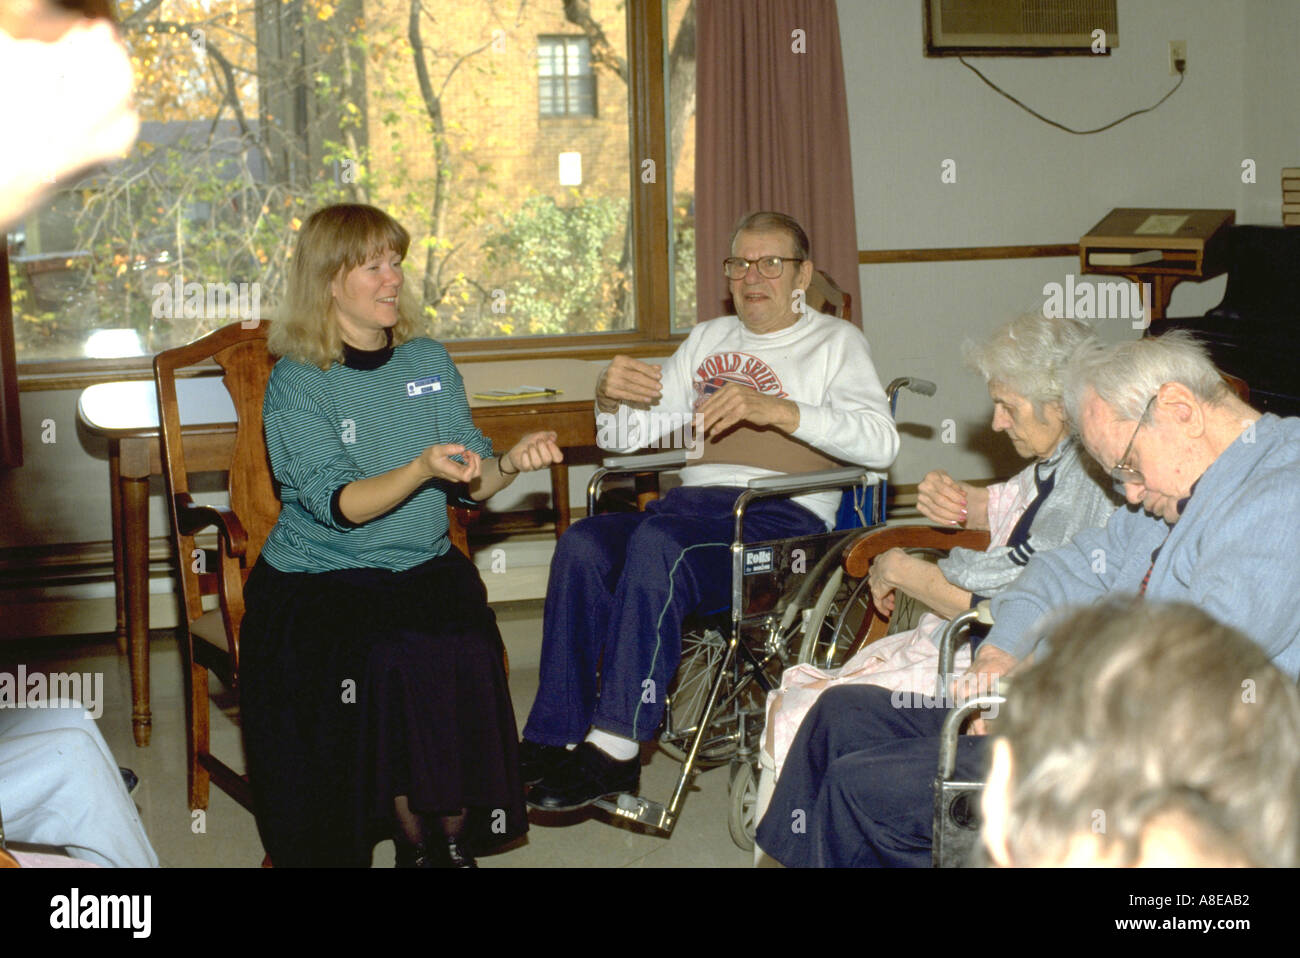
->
[937,601,993,679]
[886,376,937,416]
[937,692,1007,780]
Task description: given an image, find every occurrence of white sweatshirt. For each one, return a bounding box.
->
[597,309,899,526]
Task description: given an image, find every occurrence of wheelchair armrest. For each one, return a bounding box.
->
[601,451,689,471]
[587,451,690,515]
[744,465,869,495]
[841,525,991,578]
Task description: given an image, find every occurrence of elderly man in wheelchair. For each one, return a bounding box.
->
[757,330,1300,867]
[521,211,899,815]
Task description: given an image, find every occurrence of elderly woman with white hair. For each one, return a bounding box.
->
[755,312,1124,841]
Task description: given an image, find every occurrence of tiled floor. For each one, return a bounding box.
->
[20,600,754,868]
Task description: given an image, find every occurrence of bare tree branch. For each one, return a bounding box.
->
[562,0,626,83]
[120,0,167,25]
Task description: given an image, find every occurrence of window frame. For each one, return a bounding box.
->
[10,0,683,393]
[537,34,597,119]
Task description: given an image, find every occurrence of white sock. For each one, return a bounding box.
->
[584,728,639,761]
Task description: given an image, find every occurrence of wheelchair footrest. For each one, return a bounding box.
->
[592,794,675,834]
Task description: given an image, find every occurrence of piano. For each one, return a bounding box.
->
[1149,225,1300,418]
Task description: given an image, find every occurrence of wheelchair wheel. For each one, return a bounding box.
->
[659,625,776,767]
[728,759,758,851]
[796,569,875,671]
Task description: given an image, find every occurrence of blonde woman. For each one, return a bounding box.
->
[240,204,561,867]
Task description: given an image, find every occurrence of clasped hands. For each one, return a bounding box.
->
[596,354,798,438]
[416,430,564,484]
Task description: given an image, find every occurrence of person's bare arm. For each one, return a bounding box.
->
[868,547,973,620]
[337,444,480,524]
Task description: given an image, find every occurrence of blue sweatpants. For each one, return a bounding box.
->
[523,485,823,745]
[755,684,990,867]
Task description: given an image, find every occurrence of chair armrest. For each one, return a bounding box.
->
[175,493,249,559]
[745,466,869,495]
[842,525,991,578]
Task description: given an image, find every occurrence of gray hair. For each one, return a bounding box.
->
[729,211,810,261]
[1062,329,1229,425]
[963,312,1094,419]
[995,600,1300,867]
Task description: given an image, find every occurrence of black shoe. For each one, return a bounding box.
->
[519,739,572,787]
[446,840,477,869]
[119,767,139,794]
[526,742,639,812]
[394,840,436,868]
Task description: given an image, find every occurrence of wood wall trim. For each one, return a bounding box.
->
[859,243,1078,264]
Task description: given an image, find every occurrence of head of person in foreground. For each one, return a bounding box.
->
[981,599,1300,867]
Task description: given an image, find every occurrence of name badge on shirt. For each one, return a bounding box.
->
[406,376,442,397]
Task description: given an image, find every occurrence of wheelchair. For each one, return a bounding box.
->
[584,378,935,849]
[930,603,1005,868]
[833,531,1009,867]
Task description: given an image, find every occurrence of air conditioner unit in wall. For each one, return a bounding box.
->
[924,0,1119,56]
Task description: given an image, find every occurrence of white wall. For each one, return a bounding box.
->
[839,0,1298,483]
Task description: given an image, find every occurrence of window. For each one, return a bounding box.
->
[8,0,695,384]
[538,36,596,117]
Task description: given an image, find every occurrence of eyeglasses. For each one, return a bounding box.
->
[722,256,803,280]
[1110,395,1157,484]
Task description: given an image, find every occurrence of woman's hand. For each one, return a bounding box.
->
[416,443,482,484]
[338,445,480,525]
[867,547,912,613]
[917,470,989,530]
[504,431,564,474]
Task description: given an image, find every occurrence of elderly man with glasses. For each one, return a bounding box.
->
[757,330,1300,868]
[522,211,899,812]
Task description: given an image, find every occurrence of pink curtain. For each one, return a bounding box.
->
[695,0,862,327]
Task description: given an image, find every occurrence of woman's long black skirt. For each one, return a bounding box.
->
[238,547,526,866]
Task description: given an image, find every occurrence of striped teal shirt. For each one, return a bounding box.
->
[260,337,493,573]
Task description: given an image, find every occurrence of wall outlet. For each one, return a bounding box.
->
[1169,40,1187,75]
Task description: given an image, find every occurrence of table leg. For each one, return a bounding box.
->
[551,461,571,537]
[108,443,128,658]
[122,474,152,747]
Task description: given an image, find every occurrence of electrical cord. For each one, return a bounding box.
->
[958,55,1186,135]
